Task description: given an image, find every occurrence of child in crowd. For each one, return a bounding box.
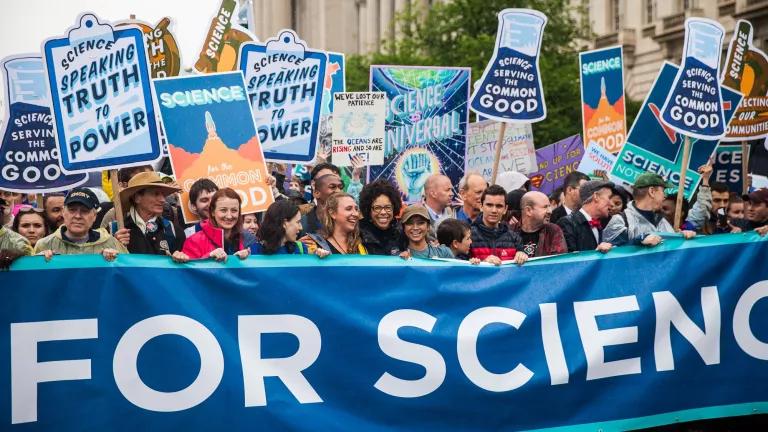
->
[437,218,480,264]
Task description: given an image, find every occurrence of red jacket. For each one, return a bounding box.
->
[181,220,244,259]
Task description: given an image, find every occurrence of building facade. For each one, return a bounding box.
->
[578,0,768,100]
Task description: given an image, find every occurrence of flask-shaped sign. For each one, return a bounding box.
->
[470,9,547,123]
[661,18,727,140]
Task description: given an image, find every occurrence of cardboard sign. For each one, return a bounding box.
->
[153,72,274,223]
[660,18,727,140]
[194,0,256,74]
[369,65,471,203]
[470,9,547,123]
[713,144,750,193]
[577,141,617,180]
[42,13,162,174]
[117,17,181,78]
[465,120,536,181]
[579,46,626,153]
[721,20,768,141]
[0,55,87,193]
[528,134,584,195]
[331,92,386,167]
[611,62,743,199]
[239,29,327,163]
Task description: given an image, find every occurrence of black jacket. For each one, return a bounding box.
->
[550,205,568,225]
[125,214,186,255]
[469,216,523,261]
[359,219,402,256]
[557,210,602,252]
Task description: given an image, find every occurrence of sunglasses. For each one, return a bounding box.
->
[13,204,45,217]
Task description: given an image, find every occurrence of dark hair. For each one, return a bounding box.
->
[611,187,629,209]
[359,180,402,223]
[664,194,690,220]
[311,163,340,180]
[42,192,65,208]
[564,171,590,190]
[481,184,507,204]
[257,200,300,254]
[710,182,730,195]
[118,165,152,184]
[189,178,219,204]
[549,186,563,204]
[437,218,470,247]
[12,208,49,238]
[209,188,242,244]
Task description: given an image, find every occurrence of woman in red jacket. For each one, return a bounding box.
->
[182,188,250,261]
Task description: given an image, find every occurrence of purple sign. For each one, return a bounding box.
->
[529,134,584,195]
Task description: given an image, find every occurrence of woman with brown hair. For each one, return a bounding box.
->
[300,192,367,255]
[182,187,250,261]
[12,206,49,248]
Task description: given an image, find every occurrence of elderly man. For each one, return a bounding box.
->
[557,180,616,253]
[515,191,567,257]
[119,171,187,258]
[456,173,487,223]
[34,188,127,261]
[604,173,696,247]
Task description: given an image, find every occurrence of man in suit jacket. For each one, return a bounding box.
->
[550,171,590,224]
[557,180,616,253]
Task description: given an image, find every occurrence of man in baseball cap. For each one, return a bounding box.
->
[734,188,768,236]
[604,173,696,247]
[34,187,127,261]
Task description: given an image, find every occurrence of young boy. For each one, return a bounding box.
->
[437,218,480,264]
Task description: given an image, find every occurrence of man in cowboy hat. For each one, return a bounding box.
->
[119,171,188,260]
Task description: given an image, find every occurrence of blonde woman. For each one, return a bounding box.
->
[301,192,367,255]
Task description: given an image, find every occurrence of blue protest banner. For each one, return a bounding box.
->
[239,29,327,163]
[2,234,768,431]
[660,18,727,140]
[610,62,743,199]
[579,46,626,154]
[369,65,470,203]
[0,55,87,193]
[470,9,547,123]
[42,13,162,174]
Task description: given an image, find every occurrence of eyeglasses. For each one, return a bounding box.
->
[372,205,394,214]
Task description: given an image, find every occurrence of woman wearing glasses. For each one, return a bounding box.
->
[357,180,403,255]
[12,206,49,248]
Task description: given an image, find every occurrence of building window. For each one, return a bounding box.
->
[609,0,620,32]
[681,0,697,11]
[644,0,655,25]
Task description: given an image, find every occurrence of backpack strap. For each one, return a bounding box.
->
[620,211,629,229]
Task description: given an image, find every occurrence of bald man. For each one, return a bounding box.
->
[515,191,567,257]
[456,173,488,223]
[423,174,455,227]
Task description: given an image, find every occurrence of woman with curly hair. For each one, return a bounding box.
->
[357,179,403,255]
[300,192,367,255]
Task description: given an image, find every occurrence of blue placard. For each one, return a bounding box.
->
[369,65,470,203]
[2,234,768,431]
[42,13,161,174]
[660,18,727,140]
[0,55,87,192]
[713,144,749,193]
[611,62,743,199]
[239,29,327,163]
[470,9,547,123]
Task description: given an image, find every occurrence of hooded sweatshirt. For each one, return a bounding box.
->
[34,227,128,255]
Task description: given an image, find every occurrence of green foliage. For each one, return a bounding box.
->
[346,0,603,147]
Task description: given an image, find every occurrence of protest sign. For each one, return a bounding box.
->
[579,46,626,153]
[42,13,162,174]
[465,120,536,181]
[0,55,87,193]
[528,134,583,195]
[577,141,617,180]
[194,0,256,74]
[3,233,768,431]
[315,52,346,163]
[153,72,273,223]
[369,65,470,203]
[721,20,768,141]
[470,9,546,123]
[611,62,743,199]
[331,92,386,167]
[239,29,327,163]
[117,17,181,79]
[713,144,750,193]
[661,18,727,140]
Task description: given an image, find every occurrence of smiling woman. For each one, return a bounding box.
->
[300,192,367,255]
[182,187,251,262]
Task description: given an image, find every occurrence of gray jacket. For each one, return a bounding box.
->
[687,185,712,229]
[604,201,674,246]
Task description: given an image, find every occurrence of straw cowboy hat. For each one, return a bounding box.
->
[119,171,180,211]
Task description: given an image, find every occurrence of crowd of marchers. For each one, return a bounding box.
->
[1,160,767,270]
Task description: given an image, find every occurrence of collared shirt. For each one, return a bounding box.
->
[564,205,574,216]
[425,203,453,228]
[580,208,599,244]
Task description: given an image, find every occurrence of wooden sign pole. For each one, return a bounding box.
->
[674,135,692,231]
[490,122,508,185]
[110,169,125,229]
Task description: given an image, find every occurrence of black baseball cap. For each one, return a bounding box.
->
[64,187,100,210]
